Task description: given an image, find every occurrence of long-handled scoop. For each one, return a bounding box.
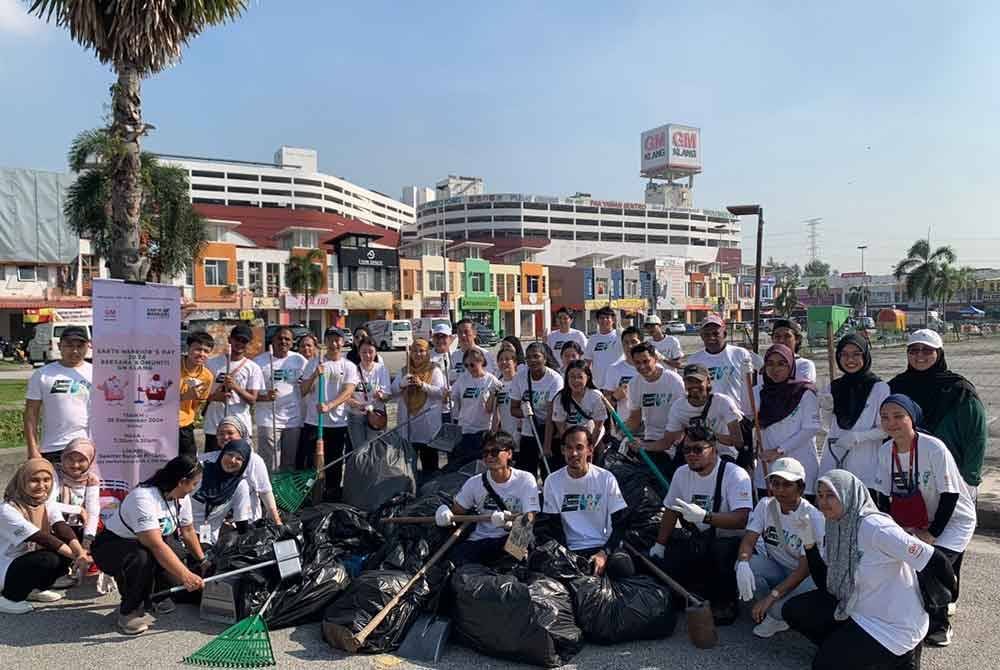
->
[152,539,301,600]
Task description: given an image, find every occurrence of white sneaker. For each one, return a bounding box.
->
[947,602,957,617]
[27,590,64,603]
[753,615,790,638]
[0,597,33,614]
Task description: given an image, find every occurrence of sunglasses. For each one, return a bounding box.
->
[481,448,509,458]
[682,445,711,455]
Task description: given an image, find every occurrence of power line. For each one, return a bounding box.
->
[804,218,822,262]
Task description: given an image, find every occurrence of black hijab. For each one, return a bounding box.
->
[759,344,817,429]
[889,347,979,432]
[193,439,252,508]
[831,334,881,430]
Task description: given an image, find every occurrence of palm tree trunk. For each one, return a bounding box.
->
[305,286,311,336]
[109,63,148,281]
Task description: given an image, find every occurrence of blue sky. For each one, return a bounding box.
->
[1,1,997,274]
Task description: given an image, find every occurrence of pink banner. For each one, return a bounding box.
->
[92,279,181,511]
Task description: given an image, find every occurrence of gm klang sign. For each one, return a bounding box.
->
[640,124,702,174]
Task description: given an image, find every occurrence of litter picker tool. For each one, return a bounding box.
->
[625,541,718,649]
[521,401,551,477]
[313,360,326,505]
[826,321,837,383]
[599,394,671,491]
[324,523,469,654]
[223,343,232,418]
[745,371,768,479]
[381,513,495,524]
[268,345,278,471]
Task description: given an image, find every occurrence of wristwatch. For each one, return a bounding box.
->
[704,511,713,525]
[770,589,782,599]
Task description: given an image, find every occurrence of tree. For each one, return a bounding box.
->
[803,259,830,278]
[286,250,325,335]
[847,285,871,315]
[29,0,247,280]
[65,127,206,282]
[932,264,961,315]
[956,265,978,303]
[892,239,957,322]
[773,275,800,317]
[807,276,830,300]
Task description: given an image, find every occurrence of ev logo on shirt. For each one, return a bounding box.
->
[462,387,482,399]
[481,496,524,513]
[560,493,603,512]
[691,494,713,509]
[496,390,509,404]
[159,515,177,536]
[707,366,731,382]
[272,369,300,384]
[594,342,609,351]
[50,378,91,395]
[521,390,547,405]
[642,392,672,408]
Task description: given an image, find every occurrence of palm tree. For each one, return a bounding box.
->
[956,265,978,303]
[65,127,206,282]
[893,239,956,322]
[286,249,325,335]
[806,276,830,301]
[28,1,247,280]
[773,275,799,317]
[847,285,871,315]
[932,265,961,315]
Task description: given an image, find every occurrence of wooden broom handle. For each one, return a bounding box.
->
[745,372,768,477]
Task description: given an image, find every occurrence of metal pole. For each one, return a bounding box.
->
[752,209,764,353]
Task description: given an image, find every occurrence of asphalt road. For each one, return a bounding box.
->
[1,533,997,670]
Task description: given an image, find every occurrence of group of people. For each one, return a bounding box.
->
[2,308,985,669]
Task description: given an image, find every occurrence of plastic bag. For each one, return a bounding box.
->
[570,574,676,644]
[297,503,382,556]
[368,493,455,572]
[527,540,587,583]
[602,450,665,553]
[451,564,582,668]
[322,570,431,654]
[342,431,417,511]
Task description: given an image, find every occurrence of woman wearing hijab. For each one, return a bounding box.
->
[874,394,976,647]
[193,438,254,547]
[782,470,956,669]
[0,459,91,614]
[46,438,102,587]
[889,329,988,495]
[390,338,447,476]
[754,344,821,499]
[92,455,208,635]
[819,334,891,492]
[215,415,281,526]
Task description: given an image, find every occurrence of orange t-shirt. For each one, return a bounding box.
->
[179,360,214,428]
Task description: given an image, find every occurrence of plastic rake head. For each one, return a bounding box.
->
[183,614,276,668]
[270,470,316,513]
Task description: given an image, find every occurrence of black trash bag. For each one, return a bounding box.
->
[342,431,417,512]
[211,518,304,574]
[322,569,431,654]
[416,460,484,500]
[298,503,383,556]
[527,540,587,583]
[266,546,352,629]
[367,493,456,571]
[570,574,676,644]
[602,450,666,553]
[451,564,582,668]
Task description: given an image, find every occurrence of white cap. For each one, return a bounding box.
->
[768,457,806,482]
[908,328,943,349]
[432,323,452,336]
[645,314,662,325]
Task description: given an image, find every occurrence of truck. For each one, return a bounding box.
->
[806,305,852,345]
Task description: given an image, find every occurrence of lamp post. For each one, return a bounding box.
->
[857,245,868,317]
[727,204,764,353]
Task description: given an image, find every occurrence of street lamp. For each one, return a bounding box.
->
[727,204,764,352]
[857,245,868,317]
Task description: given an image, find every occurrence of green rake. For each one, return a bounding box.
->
[184,590,279,668]
[599,394,672,491]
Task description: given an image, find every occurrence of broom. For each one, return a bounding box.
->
[598,395,671,491]
[184,590,279,668]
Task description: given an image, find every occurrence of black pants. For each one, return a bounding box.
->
[204,433,220,453]
[1,550,71,602]
[92,530,185,614]
[783,589,921,669]
[928,547,962,633]
[297,424,349,500]
[657,533,741,608]
[178,425,197,459]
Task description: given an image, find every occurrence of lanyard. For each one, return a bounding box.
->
[891,436,919,493]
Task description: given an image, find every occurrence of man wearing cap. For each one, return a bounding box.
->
[430,323,456,423]
[203,324,265,453]
[546,307,588,359]
[735,456,824,638]
[649,425,753,624]
[663,363,745,463]
[643,315,683,369]
[25,325,93,463]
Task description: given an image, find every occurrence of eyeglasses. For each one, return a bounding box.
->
[481,448,508,458]
[682,445,711,455]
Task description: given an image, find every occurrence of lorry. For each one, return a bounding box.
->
[27,308,93,365]
[806,305,852,345]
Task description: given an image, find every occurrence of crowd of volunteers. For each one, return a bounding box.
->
[2,309,984,669]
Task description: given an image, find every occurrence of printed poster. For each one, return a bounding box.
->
[92,279,181,512]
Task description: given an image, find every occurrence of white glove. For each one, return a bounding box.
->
[854,427,888,444]
[434,504,454,527]
[670,499,707,525]
[790,508,816,548]
[736,560,756,602]
[739,356,755,376]
[818,392,834,412]
[649,542,666,559]
[523,402,534,418]
[839,430,860,447]
[490,510,512,528]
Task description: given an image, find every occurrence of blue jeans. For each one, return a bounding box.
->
[750,553,816,621]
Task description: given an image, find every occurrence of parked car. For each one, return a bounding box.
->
[475,323,499,347]
[684,323,701,335]
[665,321,686,335]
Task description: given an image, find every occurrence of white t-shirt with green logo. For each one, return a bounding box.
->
[584,331,621,386]
[542,464,626,551]
[627,367,685,441]
[509,367,563,422]
[26,361,93,453]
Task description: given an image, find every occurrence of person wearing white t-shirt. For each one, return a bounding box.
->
[453,319,498,377]
[435,432,540,565]
[24,325,93,462]
[558,340,585,372]
[297,329,358,501]
[451,349,500,468]
[626,343,685,455]
[643,314,683,369]
[345,338,391,453]
[550,360,608,452]
[546,307,588,362]
[254,327,308,471]
[649,425,753,624]
[392,339,448,476]
[192,439,255,547]
[685,315,761,419]
[510,342,564,478]
[91,456,208,636]
[492,348,522,444]
[769,319,817,383]
[430,323,457,421]
[783,470,957,669]
[735,457,824,638]
[540,426,632,577]
[216,416,282,525]
[0,459,91,615]
[203,324,264,453]
[873,394,975,647]
[601,327,642,441]
[663,363,745,463]
[583,306,622,388]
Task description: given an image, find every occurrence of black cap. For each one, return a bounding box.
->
[229,324,253,342]
[60,325,90,342]
[324,327,344,339]
[682,363,710,381]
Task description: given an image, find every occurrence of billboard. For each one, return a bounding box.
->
[641,124,702,175]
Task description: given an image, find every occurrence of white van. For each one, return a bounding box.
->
[410,317,451,341]
[364,319,413,351]
[28,315,93,364]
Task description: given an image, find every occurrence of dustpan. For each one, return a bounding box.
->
[397,613,452,662]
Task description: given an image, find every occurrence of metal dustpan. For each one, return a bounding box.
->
[398,613,452,662]
[427,423,463,453]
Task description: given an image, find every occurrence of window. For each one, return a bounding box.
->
[296,178,321,187]
[470,272,486,292]
[185,264,194,286]
[541,276,546,295]
[428,271,445,292]
[193,183,225,192]
[17,266,37,282]
[237,261,246,287]
[516,274,522,293]
[261,188,291,196]
[229,186,259,195]
[266,263,281,294]
[203,259,228,286]
[0,265,4,280]
[191,170,224,178]
[227,172,259,181]
[262,175,291,184]
[506,275,516,299]
[327,264,336,290]
[357,267,376,291]
[526,275,539,293]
